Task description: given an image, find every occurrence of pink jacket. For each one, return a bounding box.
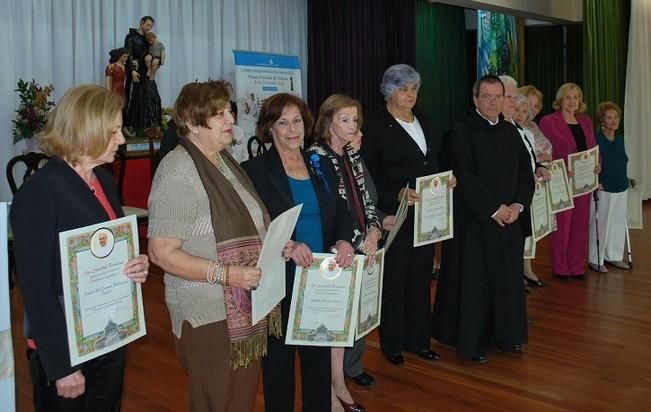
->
[539,110,596,163]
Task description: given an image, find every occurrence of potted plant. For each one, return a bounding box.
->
[12,79,55,147]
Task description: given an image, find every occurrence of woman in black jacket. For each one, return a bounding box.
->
[242,93,354,412]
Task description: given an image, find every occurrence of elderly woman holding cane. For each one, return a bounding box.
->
[148,81,275,411]
[242,93,355,412]
[308,94,386,411]
[10,84,149,411]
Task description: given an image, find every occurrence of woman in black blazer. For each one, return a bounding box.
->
[361,64,452,366]
[10,85,149,411]
[241,93,355,412]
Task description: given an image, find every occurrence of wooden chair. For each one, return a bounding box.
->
[6,152,51,195]
[247,135,270,158]
[5,152,51,288]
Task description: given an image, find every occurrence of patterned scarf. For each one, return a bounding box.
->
[308,142,380,249]
[179,139,280,369]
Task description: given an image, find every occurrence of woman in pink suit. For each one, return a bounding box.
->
[539,83,599,279]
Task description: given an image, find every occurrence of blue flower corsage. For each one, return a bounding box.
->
[309,154,330,194]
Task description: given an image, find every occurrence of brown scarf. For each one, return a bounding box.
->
[179,139,280,368]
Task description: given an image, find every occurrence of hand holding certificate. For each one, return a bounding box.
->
[568,146,599,197]
[285,254,364,347]
[59,215,147,366]
[547,159,575,213]
[252,204,302,324]
[414,171,454,247]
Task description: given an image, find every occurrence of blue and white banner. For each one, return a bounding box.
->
[233,50,302,161]
[0,202,16,412]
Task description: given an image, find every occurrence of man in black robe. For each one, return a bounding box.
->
[432,75,535,363]
[123,16,155,128]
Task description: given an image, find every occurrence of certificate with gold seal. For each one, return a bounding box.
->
[531,180,553,241]
[285,254,364,347]
[59,215,146,366]
[355,249,385,340]
[568,146,599,197]
[547,159,575,214]
[413,171,454,247]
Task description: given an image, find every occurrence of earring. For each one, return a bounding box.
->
[191,129,199,134]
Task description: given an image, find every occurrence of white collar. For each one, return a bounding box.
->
[476,109,499,126]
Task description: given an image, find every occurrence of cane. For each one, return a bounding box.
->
[593,191,603,274]
[625,218,633,269]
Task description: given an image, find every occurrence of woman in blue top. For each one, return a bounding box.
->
[242,93,354,412]
[588,101,633,272]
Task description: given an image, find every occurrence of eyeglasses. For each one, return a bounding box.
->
[477,94,504,102]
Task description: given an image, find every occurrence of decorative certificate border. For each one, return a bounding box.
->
[531,181,553,241]
[568,146,599,197]
[414,171,454,247]
[547,159,575,214]
[355,249,385,339]
[285,254,363,347]
[60,215,146,365]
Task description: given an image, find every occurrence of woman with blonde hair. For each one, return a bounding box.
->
[11,84,149,411]
[539,83,600,280]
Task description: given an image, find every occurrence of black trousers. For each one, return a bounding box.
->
[28,346,126,412]
[262,274,331,412]
[379,212,435,355]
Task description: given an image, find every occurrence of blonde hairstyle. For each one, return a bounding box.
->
[595,101,621,123]
[173,81,231,138]
[145,32,157,40]
[313,94,363,143]
[552,83,587,113]
[40,85,122,165]
[517,85,544,111]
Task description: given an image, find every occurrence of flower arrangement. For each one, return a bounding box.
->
[12,79,55,144]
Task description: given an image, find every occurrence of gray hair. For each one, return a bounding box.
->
[514,93,533,121]
[380,64,421,101]
[498,75,518,89]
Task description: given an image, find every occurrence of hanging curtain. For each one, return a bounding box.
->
[524,25,564,117]
[415,0,469,138]
[583,0,630,121]
[624,0,651,199]
[307,0,415,116]
[0,0,307,202]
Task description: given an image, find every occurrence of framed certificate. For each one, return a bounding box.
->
[523,235,536,259]
[355,249,384,340]
[59,215,146,366]
[285,254,364,347]
[568,147,599,197]
[413,171,454,247]
[384,184,409,251]
[547,159,575,213]
[531,180,553,241]
[627,185,644,229]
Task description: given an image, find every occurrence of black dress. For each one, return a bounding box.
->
[431,110,535,358]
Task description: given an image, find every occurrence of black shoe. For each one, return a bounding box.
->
[524,285,533,293]
[527,318,536,324]
[350,372,376,387]
[554,274,571,281]
[524,275,548,287]
[511,344,523,352]
[573,274,586,281]
[471,354,488,364]
[415,349,440,361]
[385,352,404,365]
